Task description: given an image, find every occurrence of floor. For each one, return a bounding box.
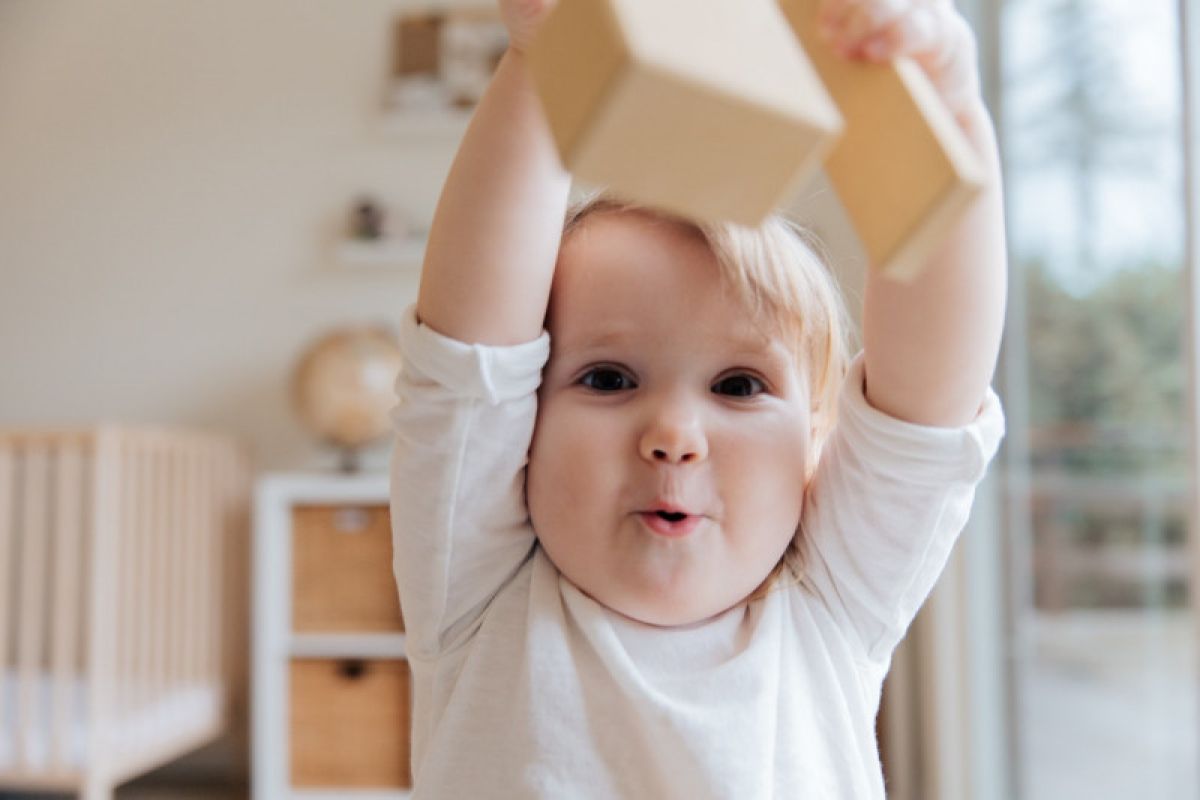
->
[0,779,245,800]
[0,786,244,800]
[1022,609,1198,800]
[0,738,247,800]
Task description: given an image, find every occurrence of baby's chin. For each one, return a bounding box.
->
[611,599,738,628]
[568,569,760,628]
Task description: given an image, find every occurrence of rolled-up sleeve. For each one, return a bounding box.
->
[798,353,1006,664]
[389,304,550,660]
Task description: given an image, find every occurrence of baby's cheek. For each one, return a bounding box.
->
[528,401,602,516]
[742,428,808,509]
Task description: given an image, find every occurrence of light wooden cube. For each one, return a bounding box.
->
[527,0,843,226]
[779,0,987,280]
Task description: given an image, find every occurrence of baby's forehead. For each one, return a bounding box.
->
[558,209,708,266]
[556,317,776,353]
[550,207,805,360]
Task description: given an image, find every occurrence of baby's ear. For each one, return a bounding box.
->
[804,447,820,483]
[805,415,825,481]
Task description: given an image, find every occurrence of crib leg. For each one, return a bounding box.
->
[81,772,114,800]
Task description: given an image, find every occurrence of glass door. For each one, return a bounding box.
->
[995,0,1198,796]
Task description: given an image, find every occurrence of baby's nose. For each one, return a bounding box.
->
[638,409,708,465]
[649,445,701,463]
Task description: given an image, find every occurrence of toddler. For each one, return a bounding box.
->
[390,0,1007,796]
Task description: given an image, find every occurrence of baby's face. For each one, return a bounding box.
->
[527,211,812,627]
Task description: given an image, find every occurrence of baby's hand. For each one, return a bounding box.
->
[817,0,982,116]
[500,0,557,54]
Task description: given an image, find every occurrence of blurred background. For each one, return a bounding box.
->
[1,0,1196,798]
[988,0,1193,798]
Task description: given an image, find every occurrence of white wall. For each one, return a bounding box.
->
[0,0,863,473]
[0,0,456,470]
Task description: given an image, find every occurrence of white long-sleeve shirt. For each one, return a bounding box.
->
[390,304,1005,799]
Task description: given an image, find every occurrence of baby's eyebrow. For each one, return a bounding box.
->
[717,326,784,358]
[729,342,793,373]
[556,327,637,356]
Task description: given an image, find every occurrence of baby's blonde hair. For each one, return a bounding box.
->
[561,193,853,600]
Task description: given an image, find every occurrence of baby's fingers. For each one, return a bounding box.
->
[819,0,957,62]
[819,0,981,113]
[819,0,907,55]
[857,2,955,63]
[499,0,557,53]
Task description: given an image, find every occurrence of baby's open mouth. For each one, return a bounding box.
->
[638,509,702,538]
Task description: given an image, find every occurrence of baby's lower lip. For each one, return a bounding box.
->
[638,512,702,538]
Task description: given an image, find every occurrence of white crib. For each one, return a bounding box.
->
[0,426,249,799]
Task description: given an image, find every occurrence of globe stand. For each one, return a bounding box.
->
[337,446,363,474]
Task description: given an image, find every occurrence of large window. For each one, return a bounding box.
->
[994,0,1197,796]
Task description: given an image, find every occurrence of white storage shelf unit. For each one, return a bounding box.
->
[253,472,411,799]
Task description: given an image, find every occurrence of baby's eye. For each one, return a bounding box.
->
[579,367,637,392]
[712,374,766,398]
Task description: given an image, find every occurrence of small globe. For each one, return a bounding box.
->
[291,325,403,468]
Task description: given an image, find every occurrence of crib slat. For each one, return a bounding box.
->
[85,426,122,783]
[196,442,211,684]
[49,442,85,769]
[214,446,228,689]
[0,443,14,736]
[151,435,167,702]
[223,447,243,717]
[135,436,154,711]
[168,437,184,692]
[163,438,176,692]
[142,434,158,708]
[193,441,211,685]
[180,438,196,689]
[218,445,234,687]
[225,447,247,710]
[149,435,163,701]
[117,438,136,717]
[16,443,49,769]
[202,441,219,686]
[182,445,199,686]
[122,436,138,712]
[186,439,204,686]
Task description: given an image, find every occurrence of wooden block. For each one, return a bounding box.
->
[778,0,987,280]
[527,0,843,226]
[290,658,412,788]
[291,504,405,634]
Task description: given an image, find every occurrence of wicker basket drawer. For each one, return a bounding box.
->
[291,504,404,633]
[289,657,412,788]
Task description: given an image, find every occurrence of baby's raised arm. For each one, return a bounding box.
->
[416,0,571,347]
[796,1,1008,663]
[391,1,570,660]
[821,0,1007,426]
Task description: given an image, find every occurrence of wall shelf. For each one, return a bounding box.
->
[380,107,471,138]
[336,237,426,271]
